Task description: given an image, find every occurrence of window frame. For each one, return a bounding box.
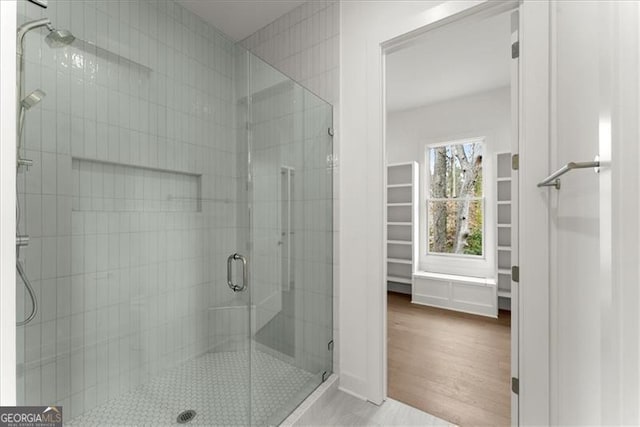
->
[424,137,486,259]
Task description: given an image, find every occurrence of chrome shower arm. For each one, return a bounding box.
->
[16,18,51,57]
[16,19,51,144]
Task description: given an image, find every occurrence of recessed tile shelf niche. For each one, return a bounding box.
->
[72,157,202,212]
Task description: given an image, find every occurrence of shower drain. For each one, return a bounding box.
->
[177,409,197,424]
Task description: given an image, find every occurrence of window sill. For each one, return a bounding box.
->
[413,271,496,286]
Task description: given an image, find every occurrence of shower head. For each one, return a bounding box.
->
[17,18,74,56]
[21,89,46,110]
[45,28,75,48]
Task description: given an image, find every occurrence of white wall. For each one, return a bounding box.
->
[387,87,510,277]
[387,88,510,163]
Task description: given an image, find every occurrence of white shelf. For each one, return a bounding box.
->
[388,240,412,245]
[387,161,419,295]
[496,152,513,310]
[387,276,412,285]
[388,162,416,167]
[387,258,412,265]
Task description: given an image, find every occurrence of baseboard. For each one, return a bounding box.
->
[280,374,339,426]
[387,282,411,295]
[337,372,369,400]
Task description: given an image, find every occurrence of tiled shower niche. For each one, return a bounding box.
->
[72,158,202,212]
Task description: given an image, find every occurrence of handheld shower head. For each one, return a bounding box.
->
[21,89,46,110]
[45,28,75,48]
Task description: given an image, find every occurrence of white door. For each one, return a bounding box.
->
[549,1,640,423]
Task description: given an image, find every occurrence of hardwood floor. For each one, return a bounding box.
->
[387,292,511,427]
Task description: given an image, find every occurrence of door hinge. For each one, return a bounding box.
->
[512,377,519,394]
[322,371,328,382]
[328,340,334,351]
[511,41,520,59]
[328,127,335,137]
[512,154,519,171]
[511,266,520,283]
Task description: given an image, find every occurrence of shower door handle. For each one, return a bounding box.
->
[227,253,248,292]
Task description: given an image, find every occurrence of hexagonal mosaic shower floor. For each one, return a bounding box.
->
[67,350,317,426]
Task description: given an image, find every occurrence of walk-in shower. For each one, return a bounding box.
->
[15,0,333,424]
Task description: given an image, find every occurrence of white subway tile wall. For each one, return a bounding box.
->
[241,1,339,105]
[17,0,238,419]
[241,0,341,376]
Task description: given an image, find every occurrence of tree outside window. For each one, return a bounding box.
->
[427,139,484,256]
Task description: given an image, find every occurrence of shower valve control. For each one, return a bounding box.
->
[16,235,30,247]
[18,158,33,170]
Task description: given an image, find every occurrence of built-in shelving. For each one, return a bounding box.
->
[496,152,512,311]
[388,240,412,245]
[386,162,419,295]
[387,258,412,265]
[387,276,412,285]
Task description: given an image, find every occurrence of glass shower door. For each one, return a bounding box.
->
[247,53,334,425]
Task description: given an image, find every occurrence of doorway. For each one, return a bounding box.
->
[384,6,518,426]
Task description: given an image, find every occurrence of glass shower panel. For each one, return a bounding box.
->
[248,53,333,425]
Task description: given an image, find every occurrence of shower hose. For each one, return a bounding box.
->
[16,246,38,326]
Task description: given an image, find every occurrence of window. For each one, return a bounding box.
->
[427,139,484,257]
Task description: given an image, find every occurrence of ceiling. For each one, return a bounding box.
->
[179,0,305,42]
[386,12,512,113]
